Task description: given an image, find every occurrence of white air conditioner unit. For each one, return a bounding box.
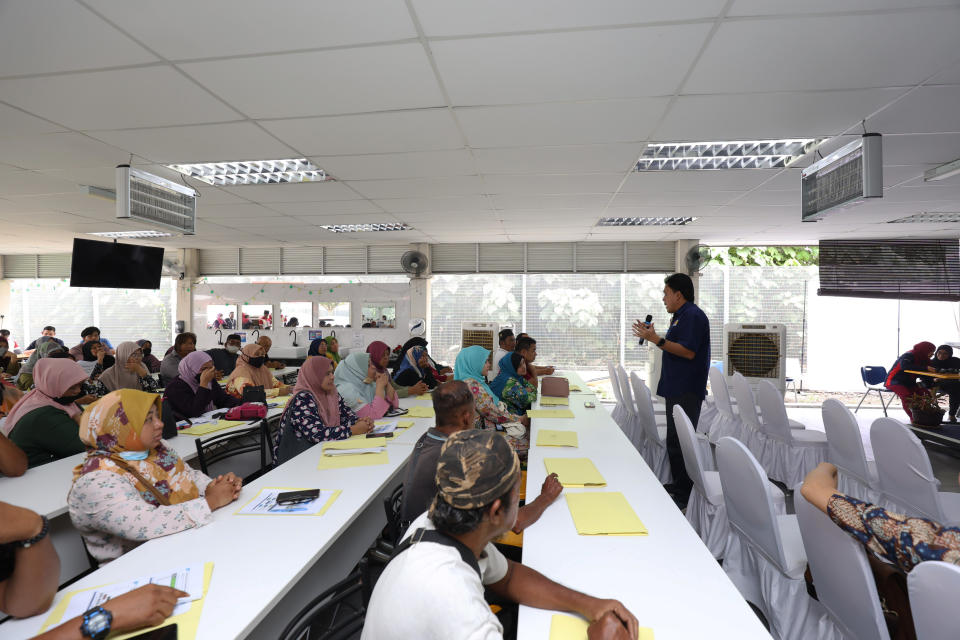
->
[723,323,787,393]
[116,165,197,234]
[461,322,499,353]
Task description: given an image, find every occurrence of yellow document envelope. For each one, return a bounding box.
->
[406,406,436,418]
[565,492,648,536]
[549,614,653,640]
[375,419,415,429]
[527,409,575,419]
[324,437,387,450]
[179,420,249,436]
[536,430,579,447]
[568,385,583,392]
[540,396,570,406]
[318,450,389,470]
[544,458,606,487]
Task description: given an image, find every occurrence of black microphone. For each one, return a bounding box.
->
[638,314,653,345]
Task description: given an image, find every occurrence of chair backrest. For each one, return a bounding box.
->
[708,367,735,419]
[871,417,945,521]
[194,422,269,484]
[279,562,367,640]
[607,362,625,405]
[908,561,960,640]
[616,365,637,418]
[861,366,888,388]
[673,404,708,495]
[822,398,873,485]
[160,398,179,440]
[795,491,891,640]
[382,484,407,546]
[631,372,663,445]
[729,372,761,431]
[716,437,789,571]
[755,379,792,441]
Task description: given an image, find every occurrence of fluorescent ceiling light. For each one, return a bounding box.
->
[924,158,960,183]
[320,223,411,233]
[598,216,697,226]
[888,212,960,224]
[88,230,174,238]
[636,139,819,171]
[167,158,328,186]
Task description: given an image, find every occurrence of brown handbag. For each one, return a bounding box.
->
[540,376,570,398]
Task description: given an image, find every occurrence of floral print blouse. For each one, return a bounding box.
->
[463,377,528,458]
[501,377,537,415]
[273,391,359,460]
[69,466,213,565]
[84,369,160,398]
[828,493,960,572]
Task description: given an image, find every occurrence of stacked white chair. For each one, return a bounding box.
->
[794,491,890,640]
[707,367,742,444]
[909,561,960,640]
[871,417,960,524]
[616,364,645,451]
[756,380,828,488]
[728,372,767,462]
[716,437,823,640]
[630,373,672,484]
[607,362,628,429]
[674,405,728,558]
[821,398,880,503]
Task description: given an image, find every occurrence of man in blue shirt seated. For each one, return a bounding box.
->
[25,326,64,352]
[633,273,710,508]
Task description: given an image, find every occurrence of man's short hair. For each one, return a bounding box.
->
[43,325,56,332]
[515,336,536,353]
[664,273,695,303]
[174,332,197,349]
[0,330,9,336]
[432,380,475,426]
[498,328,514,344]
[81,326,100,338]
[226,333,242,343]
[516,332,529,340]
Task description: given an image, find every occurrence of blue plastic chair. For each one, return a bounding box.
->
[856,366,893,416]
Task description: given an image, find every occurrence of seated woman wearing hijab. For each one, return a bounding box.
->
[4,359,91,468]
[136,339,162,374]
[225,344,290,399]
[68,390,242,565]
[91,342,160,396]
[77,340,104,376]
[307,337,327,360]
[162,351,240,419]
[490,352,538,415]
[0,336,20,378]
[15,337,64,391]
[394,337,452,380]
[454,345,530,459]
[393,345,440,390]
[367,341,428,398]
[334,352,399,421]
[323,336,342,370]
[273,357,374,465]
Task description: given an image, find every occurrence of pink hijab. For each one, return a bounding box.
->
[366,341,392,374]
[1,358,89,436]
[284,355,340,427]
[177,351,215,412]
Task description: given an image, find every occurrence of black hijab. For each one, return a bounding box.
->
[81,340,101,362]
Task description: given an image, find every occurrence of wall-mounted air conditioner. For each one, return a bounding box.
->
[116,165,197,234]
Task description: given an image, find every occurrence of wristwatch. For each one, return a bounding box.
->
[80,606,113,640]
[17,515,48,548]
[657,338,667,348]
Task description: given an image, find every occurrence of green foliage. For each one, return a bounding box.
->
[705,246,819,267]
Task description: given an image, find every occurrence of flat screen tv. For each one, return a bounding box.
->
[69,238,164,290]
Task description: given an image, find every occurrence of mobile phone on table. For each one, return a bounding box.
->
[584,401,596,409]
[276,489,320,505]
[129,624,178,640]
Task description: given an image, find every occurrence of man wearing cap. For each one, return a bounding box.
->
[363,429,637,640]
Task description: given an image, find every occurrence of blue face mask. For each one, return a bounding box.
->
[118,450,150,461]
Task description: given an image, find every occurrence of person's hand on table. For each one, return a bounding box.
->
[107,584,190,633]
[519,415,531,429]
[0,502,44,543]
[588,611,632,640]
[409,381,428,395]
[220,471,243,492]
[540,473,563,503]
[542,366,556,375]
[582,599,638,640]
[351,417,374,435]
[205,475,241,510]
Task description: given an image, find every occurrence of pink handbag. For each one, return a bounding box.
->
[224,402,268,421]
[540,376,570,398]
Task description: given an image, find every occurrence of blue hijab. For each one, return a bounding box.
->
[489,352,523,399]
[307,338,326,357]
[454,345,496,399]
[393,345,424,382]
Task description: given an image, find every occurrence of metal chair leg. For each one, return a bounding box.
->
[855,389,870,413]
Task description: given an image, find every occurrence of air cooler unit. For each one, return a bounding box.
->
[461,322,499,352]
[116,165,197,234]
[723,323,787,393]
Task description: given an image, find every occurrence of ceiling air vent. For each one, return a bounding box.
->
[116,165,197,235]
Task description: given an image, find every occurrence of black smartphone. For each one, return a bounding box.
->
[276,489,320,505]
[129,624,178,640]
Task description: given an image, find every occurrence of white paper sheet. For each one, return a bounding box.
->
[370,420,397,435]
[61,563,205,621]
[236,488,336,516]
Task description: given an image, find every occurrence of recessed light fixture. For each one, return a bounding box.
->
[88,230,174,238]
[888,212,960,224]
[636,139,819,171]
[598,216,697,227]
[320,223,411,233]
[924,158,960,183]
[167,158,329,186]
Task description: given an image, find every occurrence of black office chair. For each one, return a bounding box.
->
[856,366,894,416]
[278,560,368,640]
[194,421,270,484]
[160,398,179,440]
[381,484,407,547]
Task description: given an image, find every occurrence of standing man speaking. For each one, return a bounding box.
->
[632,273,710,508]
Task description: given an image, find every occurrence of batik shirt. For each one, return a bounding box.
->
[273,391,359,460]
[463,377,528,458]
[501,376,537,415]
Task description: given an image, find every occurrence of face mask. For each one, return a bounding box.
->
[247,356,266,368]
[102,355,116,368]
[119,450,150,461]
[226,345,240,354]
[54,392,84,405]
[141,348,151,357]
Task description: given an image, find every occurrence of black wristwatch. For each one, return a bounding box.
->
[17,515,49,548]
[80,606,113,640]
[657,338,667,348]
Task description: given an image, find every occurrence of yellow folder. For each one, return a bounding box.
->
[568,385,583,393]
[565,492,648,536]
[375,419,415,429]
[179,419,249,436]
[549,614,653,640]
[318,449,389,470]
[527,409,575,419]
[406,406,436,418]
[544,458,606,487]
[324,437,387,450]
[536,430,579,447]
[540,396,570,406]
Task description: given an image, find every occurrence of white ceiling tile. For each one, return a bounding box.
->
[0,0,157,76]
[0,103,67,137]
[0,133,131,170]
[291,213,400,225]
[456,99,668,148]
[85,0,416,59]
[316,150,475,180]
[267,200,384,216]
[89,122,296,164]
[347,176,484,199]
[220,181,362,204]
[611,191,740,207]
[729,1,956,16]
[620,169,782,193]
[261,109,463,156]
[192,187,253,206]
[731,190,799,207]
[180,44,444,119]
[432,25,711,105]
[198,203,280,219]
[686,12,960,93]
[0,66,241,131]
[492,194,612,210]
[0,170,82,197]
[473,144,643,174]
[374,196,490,213]
[882,133,960,165]
[483,173,623,196]
[9,192,116,216]
[868,85,960,134]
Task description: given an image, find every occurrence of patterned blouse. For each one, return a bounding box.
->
[463,377,528,458]
[68,467,213,564]
[501,377,538,415]
[828,493,960,572]
[273,391,359,460]
[84,368,160,398]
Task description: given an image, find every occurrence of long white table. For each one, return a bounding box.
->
[519,373,771,639]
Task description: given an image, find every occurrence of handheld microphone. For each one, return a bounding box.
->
[638,314,653,345]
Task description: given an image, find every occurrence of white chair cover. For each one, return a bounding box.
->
[795,491,891,640]
[756,380,828,487]
[616,364,645,452]
[630,373,672,484]
[871,418,960,524]
[821,398,881,503]
[675,405,728,558]
[607,362,627,428]
[728,373,766,461]
[909,561,960,640]
[707,368,742,444]
[716,437,824,640]
[697,396,719,436]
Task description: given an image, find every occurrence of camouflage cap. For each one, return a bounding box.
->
[434,429,520,510]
